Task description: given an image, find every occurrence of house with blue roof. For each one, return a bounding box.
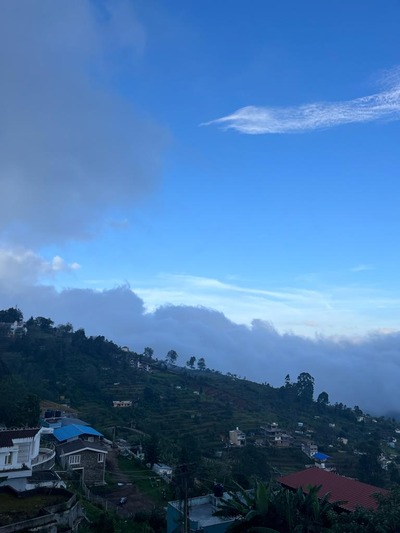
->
[53,424,108,485]
[312,451,332,469]
[53,424,103,444]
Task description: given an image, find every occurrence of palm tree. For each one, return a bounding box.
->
[215,480,280,532]
[216,481,340,533]
[290,484,340,533]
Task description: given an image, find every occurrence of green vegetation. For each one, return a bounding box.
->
[115,457,174,504]
[2,307,400,530]
[216,480,400,533]
[0,491,68,526]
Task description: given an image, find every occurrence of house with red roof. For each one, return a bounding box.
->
[277,467,388,512]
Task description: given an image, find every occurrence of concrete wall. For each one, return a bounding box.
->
[0,491,82,533]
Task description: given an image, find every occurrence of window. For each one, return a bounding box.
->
[4,453,12,465]
[97,453,104,463]
[69,454,81,465]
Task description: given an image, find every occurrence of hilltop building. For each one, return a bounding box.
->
[229,427,246,447]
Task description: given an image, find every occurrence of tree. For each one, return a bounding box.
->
[357,439,384,486]
[197,357,206,371]
[166,350,178,364]
[19,393,40,427]
[290,484,339,532]
[173,437,200,503]
[143,346,154,359]
[57,322,73,335]
[34,316,54,330]
[144,434,159,468]
[186,356,196,369]
[0,307,23,323]
[317,391,329,406]
[216,481,340,533]
[215,480,280,532]
[0,378,40,427]
[296,372,315,403]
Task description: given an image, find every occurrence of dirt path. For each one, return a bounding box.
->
[101,450,156,517]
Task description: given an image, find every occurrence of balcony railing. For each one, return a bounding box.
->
[32,447,56,470]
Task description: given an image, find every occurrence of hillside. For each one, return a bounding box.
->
[1,309,399,492]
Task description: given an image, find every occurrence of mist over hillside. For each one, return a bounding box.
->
[1,284,398,416]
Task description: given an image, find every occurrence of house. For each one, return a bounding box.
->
[302,440,318,457]
[152,462,173,481]
[229,427,246,447]
[277,467,388,512]
[167,492,234,533]
[53,423,107,485]
[0,427,56,491]
[59,417,90,427]
[131,444,145,461]
[312,452,331,469]
[56,438,108,485]
[53,424,103,444]
[40,399,78,421]
[113,400,133,407]
[261,424,292,448]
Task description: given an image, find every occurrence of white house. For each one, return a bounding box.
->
[152,462,173,481]
[229,427,246,447]
[113,400,133,408]
[302,441,318,458]
[0,427,55,491]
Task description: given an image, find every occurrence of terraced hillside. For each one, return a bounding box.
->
[1,313,399,490]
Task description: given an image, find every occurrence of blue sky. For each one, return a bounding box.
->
[1,0,400,412]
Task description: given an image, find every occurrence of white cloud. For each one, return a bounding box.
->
[132,273,400,338]
[351,264,374,273]
[204,68,400,134]
[0,248,80,286]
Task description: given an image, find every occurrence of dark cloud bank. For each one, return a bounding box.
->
[1,284,398,417]
[0,0,166,247]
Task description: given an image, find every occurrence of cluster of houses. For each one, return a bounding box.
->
[0,400,109,495]
[0,400,100,532]
[4,396,400,533]
[228,423,308,451]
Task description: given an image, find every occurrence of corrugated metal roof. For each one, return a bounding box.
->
[277,467,388,512]
[53,424,102,442]
[313,452,330,461]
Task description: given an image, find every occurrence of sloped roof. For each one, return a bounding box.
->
[40,400,77,413]
[313,452,330,461]
[277,467,388,512]
[53,424,102,442]
[57,438,107,456]
[0,428,40,448]
[60,417,90,427]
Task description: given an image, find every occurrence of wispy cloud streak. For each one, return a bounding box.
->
[204,71,400,134]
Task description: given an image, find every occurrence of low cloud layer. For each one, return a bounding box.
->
[132,273,400,338]
[1,282,399,416]
[204,68,400,134]
[0,0,166,246]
